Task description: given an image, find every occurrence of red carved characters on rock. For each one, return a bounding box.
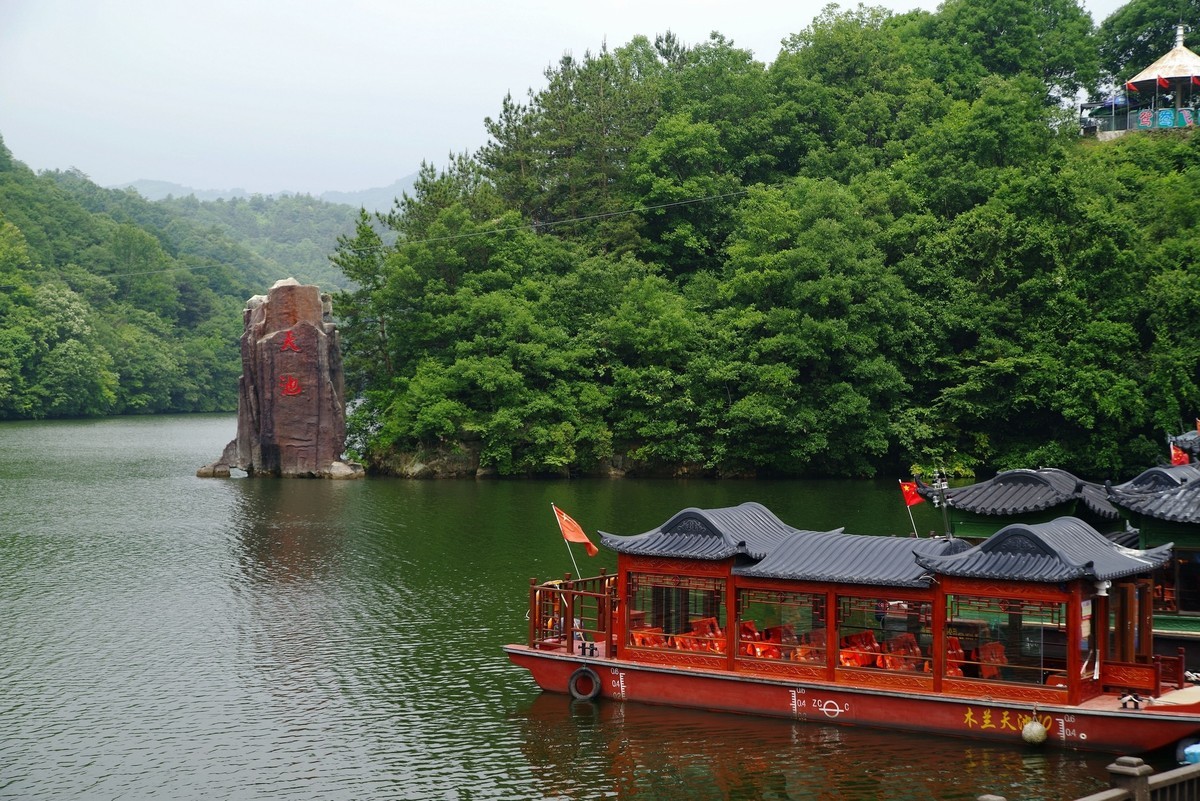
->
[279,375,302,396]
[279,331,301,352]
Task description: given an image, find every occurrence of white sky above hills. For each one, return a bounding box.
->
[0,0,1130,196]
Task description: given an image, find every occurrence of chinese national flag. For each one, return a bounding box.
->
[1158,75,1170,89]
[553,504,598,556]
[899,481,925,507]
[1192,76,1200,87]
[1171,444,1190,466]
[1126,80,1139,92]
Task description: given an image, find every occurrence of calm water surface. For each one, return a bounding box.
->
[0,416,1154,799]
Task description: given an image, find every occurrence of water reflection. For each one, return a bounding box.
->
[0,416,1152,800]
[512,693,1114,801]
[229,478,358,584]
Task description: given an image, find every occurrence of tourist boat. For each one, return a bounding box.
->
[913,462,1200,651]
[911,468,1130,541]
[504,502,1200,755]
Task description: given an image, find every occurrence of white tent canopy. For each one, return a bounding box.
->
[1128,26,1200,84]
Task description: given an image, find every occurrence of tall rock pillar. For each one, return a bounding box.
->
[199,277,363,479]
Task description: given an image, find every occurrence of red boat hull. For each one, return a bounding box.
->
[505,645,1200,754]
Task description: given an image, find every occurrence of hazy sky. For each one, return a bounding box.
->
[1,0,1128,195]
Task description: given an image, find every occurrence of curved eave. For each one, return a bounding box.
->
[598,530,739,560]
[1113,464,1200,493]
[597,501,808,560]
[939,469,1085,515]
[1111,480,1200,524]
[916,517,1172,582]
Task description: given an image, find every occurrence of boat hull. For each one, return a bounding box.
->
[505,645,1200,754]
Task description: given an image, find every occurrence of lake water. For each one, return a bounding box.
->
[0,415,1151,799]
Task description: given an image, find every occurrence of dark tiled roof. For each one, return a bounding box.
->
[735,531,969,587]
[1111,464,1200,494]
[1110,479,1200,524]
[916,517,1172,582]
[598,502,831,560]
[1170,429,1200,459]
[919,468,1118,520]
[1106,526,1142,548]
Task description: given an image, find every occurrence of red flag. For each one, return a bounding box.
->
[1172,444,1190,466]
[553,504,598,556]
[899,481,925,507]
[1126,80,1139,92]
[1158,75,1170,89]
[1192,76,1200,87]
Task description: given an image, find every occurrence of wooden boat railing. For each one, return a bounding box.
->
[1100,648,1187,697]
[527,572,616,653]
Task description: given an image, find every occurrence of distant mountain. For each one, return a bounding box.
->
[320,175,418,212]
[115,173,419,213]
[117,179,252,202]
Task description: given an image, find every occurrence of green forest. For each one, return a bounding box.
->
[4,0,1200,481]
[0,146,357,417]
[333,0,1200,480]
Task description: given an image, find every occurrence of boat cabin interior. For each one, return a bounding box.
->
[525,504,1187,705]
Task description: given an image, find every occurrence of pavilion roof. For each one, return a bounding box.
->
[916,517,1171,582]
[734,530,968,587]
[1128,44,1200,84]
[597,501,836,560]
[1110,478,1200,524]
[918,468,1118,519]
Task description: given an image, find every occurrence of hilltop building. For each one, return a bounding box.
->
[1082,25,1200,136]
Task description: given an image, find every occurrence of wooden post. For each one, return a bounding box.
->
[1107,756,1153,801]
[528,578,538,646]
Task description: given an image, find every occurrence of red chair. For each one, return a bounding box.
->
[631,627,666,648]
[793,629,827,663]
[978,641,1008,680]
[749,641,783,659]
[839,631,881,667]
[883,633,922,670]
[946,636,965,677]
[739,621,761,655]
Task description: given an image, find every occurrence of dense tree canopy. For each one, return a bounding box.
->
[335,0,1200,480]
[0,139,339,419]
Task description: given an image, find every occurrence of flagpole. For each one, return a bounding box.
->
[553,502,583,577]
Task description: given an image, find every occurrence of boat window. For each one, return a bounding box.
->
[1154,561,1178,612]
[626,573,726,652]
[1158,551,1200,614]
[736,589,827,662]
[945,595,1067,685]
[835,595,930,672]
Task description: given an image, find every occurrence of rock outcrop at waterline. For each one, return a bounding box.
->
[198,278,364,479]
